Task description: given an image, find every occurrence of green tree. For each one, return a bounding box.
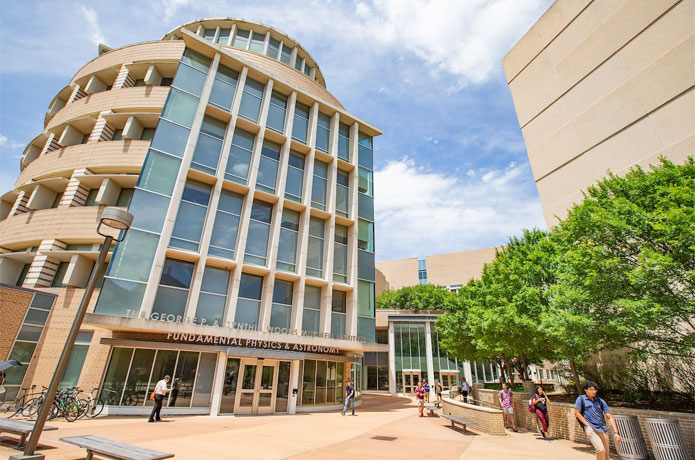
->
[376,283,460,311]
[437,229,559,382]
[551,157,695,359]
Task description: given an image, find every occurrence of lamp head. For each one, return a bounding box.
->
[98,207,133,240]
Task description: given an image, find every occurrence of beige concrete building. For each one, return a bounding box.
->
[503,0,695,227]
[375,247,497,294]
[0,18,384,416]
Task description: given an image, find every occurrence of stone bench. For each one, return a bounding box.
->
[441,414,477,433]
[424,405,440,417]
[0,418,58,448]
[60,435,174,460]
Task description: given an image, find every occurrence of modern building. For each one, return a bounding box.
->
[0,18,384,416]
[502,0,694,227]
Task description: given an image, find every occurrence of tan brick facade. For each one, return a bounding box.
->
[441,398,506,435]
[0,285,35,361]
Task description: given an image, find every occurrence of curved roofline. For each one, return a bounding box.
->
[163,18,326,87]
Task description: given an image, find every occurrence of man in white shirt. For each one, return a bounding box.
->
[148,375,171,423]
[459,377,470,403]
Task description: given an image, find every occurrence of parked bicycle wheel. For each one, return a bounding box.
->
[63,399,80,422]
[87,398,105,418]
[75,398,90,419]
[24,397,43,419]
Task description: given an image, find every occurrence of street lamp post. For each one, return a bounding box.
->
[11,207,133,460]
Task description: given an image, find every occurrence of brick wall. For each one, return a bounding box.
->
[479,389,694,459]
[442,398,506,435]
[0,285,34,360]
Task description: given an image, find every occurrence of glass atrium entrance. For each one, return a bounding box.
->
[219,357,291,415]
[402,370,420,394]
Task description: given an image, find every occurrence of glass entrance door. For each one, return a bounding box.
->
[402,371,420,394]
[441,372,459,391]
[219,358,240,414]
[235,359,278,414]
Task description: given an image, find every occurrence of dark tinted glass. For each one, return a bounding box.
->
[238,273,263,300]
[160,259,195,288]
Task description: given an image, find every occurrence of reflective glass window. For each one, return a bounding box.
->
[315,113,330,153]
[358,280,375,317]
[256,141,280,194]
[138,149,181,195]
[358,167,373,196]
[302,285,321,333]
[238,77,264,122]
[244,200,272,265]
[203,28,216,41]
[270,280,293,329]
[161,88,199,128]
[333,225,348,283]
[233,29,249,49]
[249,32,265,53]
[94,278,146,316]
[291,103,309,143]
[152,258,195,319]
[208,189,243,260]
[358,250,375,281]
[225,128,255,184]
[266,37,280,58]
[311,160,328,210]
[191,116,226,175]
[338,123,350,161]
[170,180,211,252]
[358,193,374,221]
[209,65,239,111]
[266,91,287,133]
[276,208,299,272]
[235,273,263,326]
[196,266,230,327]
[150,119,191,158]
[128,189,170,233]
[106,229,159,282]
[336,170,349,218]
[358,132,373,170]
[280,44,291,64]
[217,28,231,44]
[306,217,324,278]
[181,49,211,72]
[285,151,304,202]
[172,62,207,96]
[358,220,374,252]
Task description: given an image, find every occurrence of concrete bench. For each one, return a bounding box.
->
[60,435,174,460]
[424,405,440,417]
[441,414,477,433]
[0,418,58,448]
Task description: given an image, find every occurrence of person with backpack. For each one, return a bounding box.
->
[530,386,551,441]
[574,381,622,460]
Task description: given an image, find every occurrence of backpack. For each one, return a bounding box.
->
[576,396,606,429]
[528,396,536,413]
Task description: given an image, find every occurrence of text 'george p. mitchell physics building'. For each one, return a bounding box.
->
[0,18,384,415]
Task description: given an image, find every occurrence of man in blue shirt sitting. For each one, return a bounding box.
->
[574,380,622,460]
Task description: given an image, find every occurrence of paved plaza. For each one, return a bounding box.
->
[0,394,606,460]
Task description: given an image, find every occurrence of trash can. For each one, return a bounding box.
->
[612,414,648,460]
[644,417,692,460]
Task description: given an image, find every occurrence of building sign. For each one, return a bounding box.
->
[123,309,366,343]
[165,332,340,355]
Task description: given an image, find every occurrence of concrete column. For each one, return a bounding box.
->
[287,359,301,414]
[424,322,435,386]
[228,24,237,46]
[97,178,121,206]
[388,322,397,396]
[84,75,107,94]
[27,185,57,210]
[24,239,66,288]
[144,65,162,86]
[123,116,144,140]
[209,351,227,416]
[64,254,94,288]
[464,361,473,383]
[58,125,86,147]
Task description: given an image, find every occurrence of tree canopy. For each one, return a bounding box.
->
[376,283,460,311]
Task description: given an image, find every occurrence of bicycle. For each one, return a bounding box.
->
[77,387,105,419]
[1,386,36,418]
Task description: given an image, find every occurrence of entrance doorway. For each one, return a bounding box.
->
[402,371,420,394]
[441,372,459,390]
[219,358,292,415]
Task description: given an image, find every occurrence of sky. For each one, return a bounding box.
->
[0,0,551,262]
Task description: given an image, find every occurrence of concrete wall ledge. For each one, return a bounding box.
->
[442,398,506,435]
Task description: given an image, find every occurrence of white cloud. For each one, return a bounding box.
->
[374,158,546,259]
[79,5,105,46]
[0,134,24,151]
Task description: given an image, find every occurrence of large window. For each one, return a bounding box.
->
[59,331,94,388]
[151,258,195,320]
[171,50,210,98]
[285,151,304,203]
[306,217,324,278]
[191,116,226,175]
[358,167,373,196]
[266,37,280,59]
[280,44,291,64]
[331,290,346,338]
[315,113,330,153]
[235,273,263,326]
[333,225,348,283]
[337,122,350,161]
[270,280,294,329]
[233,29,249,49]
[311,160,328,211]
[170,180,211,252]
[1,293,55,402]
[302,285,321,333]
[299,359,343,406]
[358,132,373,170]
[209,64,238,111]
[256,141,280,194]
[276,209,300,272]
[217,28,230,45]
[208,189,243,260]
[358,220,374,252]
[266,91,287,133]
[336,170,349,218]
[249,32,265,53]
[196,266,230,326]
[291,102,310,143]
[225,128,255,184]
[238,77,265,123]
[100,347,217,408]
[244,200,273,265]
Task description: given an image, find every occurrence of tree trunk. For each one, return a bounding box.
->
[504,357,514,383]
[569,359,582,393]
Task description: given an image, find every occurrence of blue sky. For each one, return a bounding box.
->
[0,0,550,261]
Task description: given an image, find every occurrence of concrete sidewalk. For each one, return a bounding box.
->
[0,394,603,459]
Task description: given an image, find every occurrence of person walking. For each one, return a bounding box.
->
[148,375,172,423]
[460,376,470,403]
[436,381,443,401]
[415,381,426,417]
[423,380,430,402]
[575,381,622,460]
[498,382,518,432]
[532,386,551,441]
[342,379,355,416]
